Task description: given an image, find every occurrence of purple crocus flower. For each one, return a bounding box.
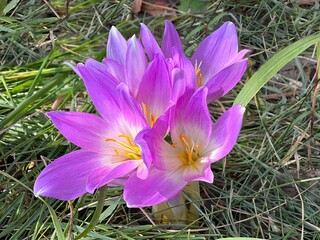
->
[34,80,153,200]
[141,20,250,103]
[68,32,175,136]
[123,87,245,207]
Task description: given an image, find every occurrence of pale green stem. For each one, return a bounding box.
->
[152,181,200,224]
[75,185,108,239]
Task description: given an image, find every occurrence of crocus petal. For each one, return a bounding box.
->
[191,22,240,82]
[135,128,182,171]
[169,87,195,144]
[34,150,113,200]
[116,83,148,137]
[204,104,245,162]
[134,128,154,173]
[125,35,148,97]
[151,104,173,137]
[86,160,141,193]
[64,62,80,76]
[77,64,120,120]
[137,54,172,122]
[162,20,183,58]
[78,66,147,136]
[84,58,108,70]
[183,87,212,148]
[172,47,196,91]
[124,168,186,207]
[107,26,127,65]
[182,157,213,183]
[140,23,163,61]
[205,59,248,103]
[102,58,125,83]
[47,111,112,154]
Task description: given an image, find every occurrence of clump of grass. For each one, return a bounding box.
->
[1,0,319,239]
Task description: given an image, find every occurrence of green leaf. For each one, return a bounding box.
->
[3,0,19,15]
[99,195,122,222]
[0,0,7,15]
[234,34,320,107]
[0,171,65,240]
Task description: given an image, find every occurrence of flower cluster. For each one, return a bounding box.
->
[34,21,248,207]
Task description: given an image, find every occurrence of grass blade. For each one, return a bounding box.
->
[234,34,320,107]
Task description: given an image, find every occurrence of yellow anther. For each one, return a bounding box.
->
[151,114,156,126]
[105,134,141,160]
[105,138,116,142]
[195,145,200,153]
[179,134,191,147]
[197,73,203,87]
[114,149,120,155]
[196,68,201,77]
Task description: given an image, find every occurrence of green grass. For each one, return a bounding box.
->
[1,0,320,239]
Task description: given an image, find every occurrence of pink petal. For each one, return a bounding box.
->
[125,35,148,97]
[204,104,245,162]
[116,83,148,137]
[183,87,212,148]
[107,26,127,65]
[77,64,120,120]
[123,168,186,207]
[77,66,147,137]
[162,20,183,58]
[172,47,196,91]
[135,128,182,171]
[182,157,213,183]
[169,87,195,143]
[86,160,141,193]
[103,58,125,83]
[205,59,248,103]
[47,111,112,154]
[34,150,114,200]
[191,22,240,82]
[140,23,163,61]
[137,54,172,123]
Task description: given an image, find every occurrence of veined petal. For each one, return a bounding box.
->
[204,104,245,162]
[183,87,212,148]
[84,58,107,70]
[135,128,182,171]
[86,160,140,193]
[107,26,127,65]
[125,35,148,97]
[172,47,196,91]
[140,23,163,61]
[182,157,213,183]
[34,150,113,200]
[162,20,183,58]
[123,168,186,207]
[191,22,239,82]
[205,59,248,103]
[117,83,148,137]
[47,111,111,154]
[77,64,120,120]
[137,54,172,121]
[170,87,195,143]
[103,58,125,83]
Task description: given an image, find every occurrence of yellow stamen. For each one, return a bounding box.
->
[105,138,116,142]
[105,135,141,160]
[196,68,201,77]
[141,102,158,127]
[177,133,202,167]
[151,114,156,126]
[197,73,203,87]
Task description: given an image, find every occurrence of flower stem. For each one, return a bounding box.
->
[75,185,108,239]
[152,181,200,224]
